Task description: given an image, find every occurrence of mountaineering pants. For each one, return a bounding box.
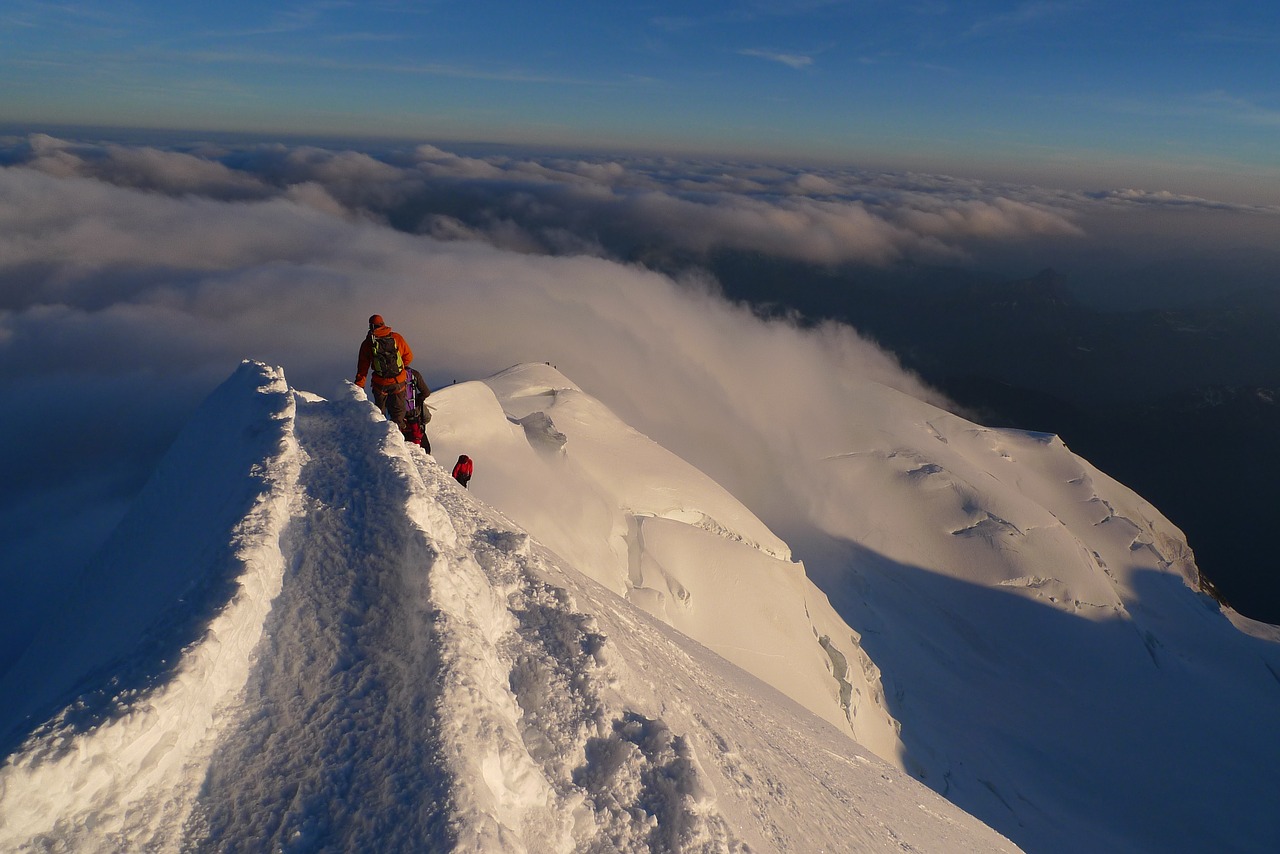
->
[373,382,408,432]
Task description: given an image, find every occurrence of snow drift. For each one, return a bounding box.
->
[0,362,1015,853]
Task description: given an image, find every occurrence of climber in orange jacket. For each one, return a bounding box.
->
[354,314,415,433]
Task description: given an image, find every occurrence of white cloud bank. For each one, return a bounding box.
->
[3,134,1094,267]
[2,132,1276,660]
[0,142,951,663]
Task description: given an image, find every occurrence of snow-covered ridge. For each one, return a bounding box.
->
[4,359,1278,853]
[0,361,1016,853]
[445,363,1280,853]
[430,363,901,756]
[0,362,300,848]
[483,363,792,562]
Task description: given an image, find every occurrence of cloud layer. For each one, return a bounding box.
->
[4,134,1098,268]
[3,133,1276,662]
[0,135,950,661]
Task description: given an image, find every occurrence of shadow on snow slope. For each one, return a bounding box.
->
[0,361,296,761]
[811,537,1280,854]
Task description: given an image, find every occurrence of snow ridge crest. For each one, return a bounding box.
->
[0,362,1022,854]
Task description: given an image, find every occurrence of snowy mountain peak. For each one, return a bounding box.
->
[479,361,793,562]
[430,363,903,757]
[0,361,1017,853]
[4,359,1279,853]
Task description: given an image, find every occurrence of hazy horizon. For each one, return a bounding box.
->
[2,1,1278,205]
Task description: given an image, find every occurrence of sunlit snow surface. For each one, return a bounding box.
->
[0,362,1017,853]
[425,363,1280,854]
[3,360,1279,852]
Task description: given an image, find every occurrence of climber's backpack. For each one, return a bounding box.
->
[407,369,431,424]
[369,331,404,379]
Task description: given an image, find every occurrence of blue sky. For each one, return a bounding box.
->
[2,1,1279,201]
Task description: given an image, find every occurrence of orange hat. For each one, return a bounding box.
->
[369,314,385,328]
